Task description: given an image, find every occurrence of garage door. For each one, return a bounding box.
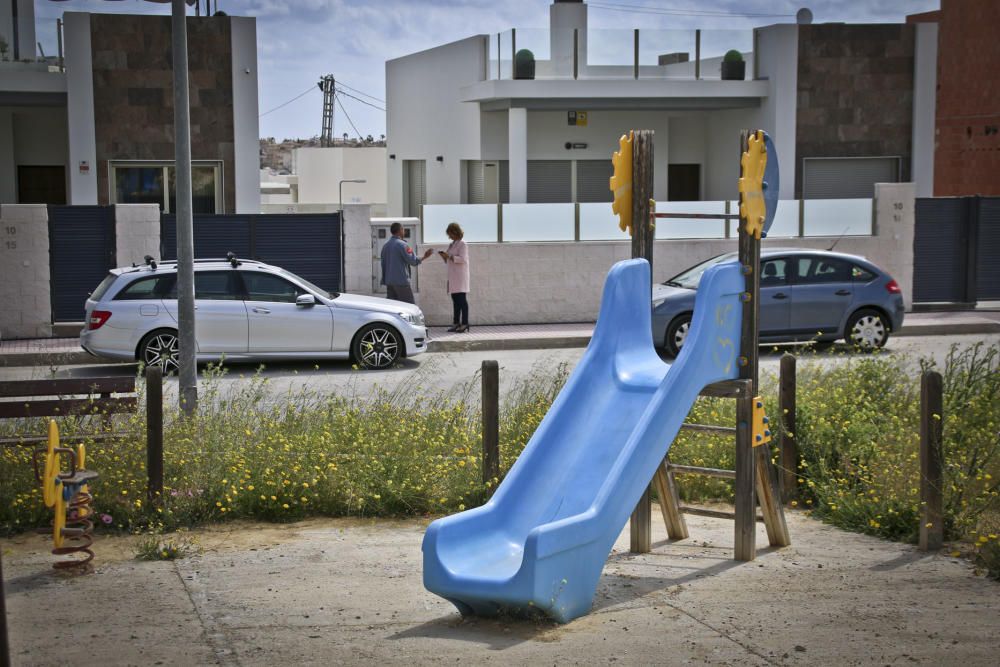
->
[802,157,899,199]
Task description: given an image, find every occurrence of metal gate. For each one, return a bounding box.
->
[160,213,341,292]
[913,196,1000,304]
[48,206,116,322]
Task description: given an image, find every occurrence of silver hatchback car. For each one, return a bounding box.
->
[81,256,427,370]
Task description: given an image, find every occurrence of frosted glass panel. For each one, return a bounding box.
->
[579,202,626,241]
[423,205,498,243]
[803,199,873,237]
[502,203,575,241]
[766,200,800,238]
[654,201,727,239]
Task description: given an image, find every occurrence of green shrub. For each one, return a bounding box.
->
[723,49,744,62]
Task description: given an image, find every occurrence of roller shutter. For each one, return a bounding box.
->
[527,160,571,203]
[576,160,614,203]
[802,157,899,199]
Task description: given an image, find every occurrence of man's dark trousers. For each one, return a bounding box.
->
[386,284,415,304]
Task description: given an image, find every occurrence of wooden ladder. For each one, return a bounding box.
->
[632,378,790,561]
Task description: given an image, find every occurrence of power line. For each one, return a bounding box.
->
[335,94,364,139]
[335,88,386,112]
[335,80,384,104]
[588,1,794,18]
[259,84,318,118]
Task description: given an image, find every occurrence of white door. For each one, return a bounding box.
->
[162,271,248,353]
[242,271,333,352]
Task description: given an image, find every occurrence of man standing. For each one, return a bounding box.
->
[380,222,433,303]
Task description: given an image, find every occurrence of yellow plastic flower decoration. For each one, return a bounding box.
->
[738,129,767,239]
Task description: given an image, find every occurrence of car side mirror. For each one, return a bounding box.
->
[296,294,316,307]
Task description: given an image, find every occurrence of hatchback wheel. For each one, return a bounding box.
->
[845,309,890,350]
[140,329,180,373]
[664,314,692,358]
[353,323,402,369]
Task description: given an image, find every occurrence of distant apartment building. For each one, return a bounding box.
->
[0,1,260,213]
[385,0,940,216]
[259,146,387,216]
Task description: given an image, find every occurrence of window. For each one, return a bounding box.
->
[164,271,241,300]
[243,272,305,303]
[111,162,222,213]
[852,265,877,283]
[114,275,176,300]
[796,256,852,284]
[760,259,788,287]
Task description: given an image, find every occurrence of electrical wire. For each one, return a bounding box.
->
[334,80,384,104]
[335,94,364,139]
[258,84,318,118]
[335,89,385,112]
[588,1,794,18]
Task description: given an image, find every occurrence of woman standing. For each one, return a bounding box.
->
[439,222,470,332]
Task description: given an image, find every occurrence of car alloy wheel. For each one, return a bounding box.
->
[356,324,401,369]
[846,309,888,350]
[142,330,180,374]
[665,314,692,358]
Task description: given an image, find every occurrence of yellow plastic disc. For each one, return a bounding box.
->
[42,420,60,508]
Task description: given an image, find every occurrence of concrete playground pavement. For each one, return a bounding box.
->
[3,510,999,666]
[1,310,999,367]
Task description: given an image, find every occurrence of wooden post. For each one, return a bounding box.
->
[779,353,798,504]
[146,365,164,505]
[734,392,756,560]
[0,547,9,667]
[755,445,791,547]
[629,128,655,554]
[919,370,944,551]
[481,360,500,496]
[653,458,689,540]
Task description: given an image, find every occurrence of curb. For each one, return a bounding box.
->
[1,322,998,367]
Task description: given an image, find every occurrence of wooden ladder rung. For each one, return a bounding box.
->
[668,463,735,479]
[680,505,765,523]
[680,423,736,435]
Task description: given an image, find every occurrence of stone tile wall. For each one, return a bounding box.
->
[114,204,161,267]
[795,25,915,198]
[90,15,235,212]
[0,205,53,339]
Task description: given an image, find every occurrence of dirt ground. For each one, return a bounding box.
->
[3,509,998,666]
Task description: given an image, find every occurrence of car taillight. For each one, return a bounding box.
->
[88,310,112,330]
[885,279,901,294]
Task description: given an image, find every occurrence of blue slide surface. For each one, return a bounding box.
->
[422,258,744,623]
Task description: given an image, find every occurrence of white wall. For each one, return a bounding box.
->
[63,12,97,205]
[294,147,387,205]
[413,186,916,326]
[0,106,69,203]
[114,204,160,268]
[0,204,52,339]
[753,24,798,200]
[231,16,261,214]
[704,108,762,200]
[386,36,487,214]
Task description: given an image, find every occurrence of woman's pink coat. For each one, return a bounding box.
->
[445,239,470,294]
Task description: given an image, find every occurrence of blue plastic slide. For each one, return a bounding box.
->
[423,258,744,623]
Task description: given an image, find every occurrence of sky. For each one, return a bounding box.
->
[33,0,939,142]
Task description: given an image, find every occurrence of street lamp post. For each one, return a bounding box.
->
[338,178,366,293]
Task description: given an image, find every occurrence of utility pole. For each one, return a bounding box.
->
[319,75,335,147]
[172,0,197,414]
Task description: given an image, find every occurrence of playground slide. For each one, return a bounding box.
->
[422,258,744,623]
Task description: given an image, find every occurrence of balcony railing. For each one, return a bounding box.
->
[489,27,755,81]
[422,199,875,244]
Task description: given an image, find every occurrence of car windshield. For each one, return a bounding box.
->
[664,252,738,289]
[275,267,332,299]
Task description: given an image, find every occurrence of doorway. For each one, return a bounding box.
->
[17,166,67,205]
[668,164,700,201]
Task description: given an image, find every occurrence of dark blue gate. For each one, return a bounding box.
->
[160,213,341,292]
[48,206,116,322]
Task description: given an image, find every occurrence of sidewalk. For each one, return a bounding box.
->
[1,311,999,367]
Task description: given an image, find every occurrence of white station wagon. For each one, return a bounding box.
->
[80,255,427,370]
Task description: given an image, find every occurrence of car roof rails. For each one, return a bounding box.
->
[226,251,241,268]
[143,255,158,270]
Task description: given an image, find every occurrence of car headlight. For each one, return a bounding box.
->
[398,311,425,326]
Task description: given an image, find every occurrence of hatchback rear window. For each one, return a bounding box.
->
[89,273,118,301]
[852,265,877,282]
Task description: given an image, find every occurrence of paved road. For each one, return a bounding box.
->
[1,333,996,402]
